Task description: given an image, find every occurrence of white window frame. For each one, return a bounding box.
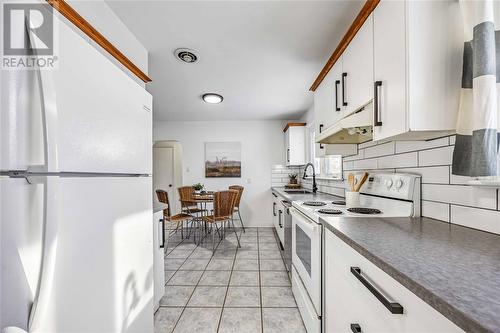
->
[306,125,343,180]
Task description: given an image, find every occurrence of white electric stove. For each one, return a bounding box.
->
[292,172,421,223]
[290,173,421,333]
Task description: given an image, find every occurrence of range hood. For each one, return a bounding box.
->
[316,103,373,144]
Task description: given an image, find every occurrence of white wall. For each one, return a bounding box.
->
[154,121,286,227]
[67,0,148,86]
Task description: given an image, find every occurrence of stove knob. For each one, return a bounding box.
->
[385,179,393,189]
[395,179,403,189]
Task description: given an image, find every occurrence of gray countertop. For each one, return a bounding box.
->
[271,187,500,332]
[321,216,500,333]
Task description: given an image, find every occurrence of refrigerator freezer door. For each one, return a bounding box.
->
[1,15,152,174]
[36,176,153,333]
[53,18,152,174]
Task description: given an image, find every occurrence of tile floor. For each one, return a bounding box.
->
[155,227,306,333]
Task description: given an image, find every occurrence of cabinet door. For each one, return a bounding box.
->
[342,15,374,116]
[285,130,291,166]
[272,195,279,231]
[288,127,306,166]
[330,60,345,126]
[314,116,325,158]
[373,0,407,141]
[314,63,342,131]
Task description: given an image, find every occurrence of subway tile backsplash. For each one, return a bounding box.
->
[274,135,500,235]
[271,165,302,187]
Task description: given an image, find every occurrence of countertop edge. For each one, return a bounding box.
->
[321,218,489,333]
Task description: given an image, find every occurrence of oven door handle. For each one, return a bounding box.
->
[290,207,318,232]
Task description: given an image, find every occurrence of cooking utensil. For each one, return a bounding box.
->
[354,172,369,192]
[348,173,355,191]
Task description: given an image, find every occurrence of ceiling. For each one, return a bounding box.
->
[106,1,364,121]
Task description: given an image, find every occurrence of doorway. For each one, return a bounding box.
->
[153,141,183,214]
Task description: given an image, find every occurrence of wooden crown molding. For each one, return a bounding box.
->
[309,0,379,92]
[283,122,307,133]
[46,0,152,83]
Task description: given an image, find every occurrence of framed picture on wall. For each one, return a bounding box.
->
[205,142,241,178]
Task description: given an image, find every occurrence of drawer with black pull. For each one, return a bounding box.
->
[323,229,462,333]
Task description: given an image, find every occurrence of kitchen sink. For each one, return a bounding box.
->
[284,190,313,194]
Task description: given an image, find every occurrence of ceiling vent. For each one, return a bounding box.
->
[174,48,198,63]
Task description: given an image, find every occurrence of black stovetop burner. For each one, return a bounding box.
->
[347,207,382,215]
[317,209,343,215]
[332,200,346,205]
[303,201,327,207]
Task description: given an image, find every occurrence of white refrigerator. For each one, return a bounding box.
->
[1,11,154,333]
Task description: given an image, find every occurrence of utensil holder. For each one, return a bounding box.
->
[345,191,360,208]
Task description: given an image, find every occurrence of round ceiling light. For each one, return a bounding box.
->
[202,93,223,104]
[174,48,198,63]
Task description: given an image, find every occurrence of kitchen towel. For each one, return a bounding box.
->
[453,0,500,177]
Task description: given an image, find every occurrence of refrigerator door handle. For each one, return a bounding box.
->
[26,19,59,174]
[28,176,60,332]
[25,19,62,330]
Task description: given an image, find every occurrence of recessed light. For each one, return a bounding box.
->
[174,48,198,63]
[202,93,223,104]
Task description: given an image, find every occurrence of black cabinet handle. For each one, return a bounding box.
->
[278,210,283,228]
[287,148,290,162]
[319,124,324,149]
[273,202,276,216]
[373,81,382,126]
[342,73,348,106]
[350,324,362,333]
[350,267,403,314]
[159,218,165,249]
[335,80,341,111]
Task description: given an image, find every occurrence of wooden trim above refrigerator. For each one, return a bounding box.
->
[309,0,379,92]
[46,0,152,83]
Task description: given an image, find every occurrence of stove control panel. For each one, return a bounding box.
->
[351,173,421,201]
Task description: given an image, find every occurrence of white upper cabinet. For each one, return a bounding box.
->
[342,14,374,116]
[285,124,306,166]
[372,1,407,141]
[373,0,463,141]
[314,62,343,132]
[314,60,343,156]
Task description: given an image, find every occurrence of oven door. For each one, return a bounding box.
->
[291,207,322,313]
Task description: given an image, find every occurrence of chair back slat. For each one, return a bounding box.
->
[155,189,171,217]
[213,190,238,219]
[228,185,244,208]
[178,186,198,209]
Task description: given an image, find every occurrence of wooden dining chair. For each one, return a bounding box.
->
[202,190,241,253]
[156,190,193,245]
[229,185,245,232]
[177,186,207,215]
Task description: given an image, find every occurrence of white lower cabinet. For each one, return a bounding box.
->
[272,193,279,232]
[323,229,463,333]
[271,193,284,245]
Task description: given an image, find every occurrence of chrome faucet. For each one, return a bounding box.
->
[302,163,318,194]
